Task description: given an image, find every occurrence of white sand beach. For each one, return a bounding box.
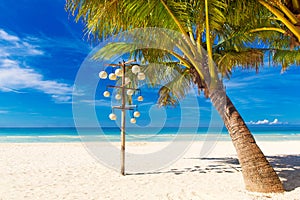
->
[0,141,299,200]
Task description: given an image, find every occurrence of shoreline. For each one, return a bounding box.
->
[1,133,300,143]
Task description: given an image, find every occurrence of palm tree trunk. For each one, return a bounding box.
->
[209,87,284,193]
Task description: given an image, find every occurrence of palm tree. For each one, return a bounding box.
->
[65,0,286,193]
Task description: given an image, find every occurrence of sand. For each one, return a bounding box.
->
[0,140,299,200]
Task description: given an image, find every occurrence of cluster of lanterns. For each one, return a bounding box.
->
[108,110,141,123]
[102,90,144,102]
[99,64,145,124]
[99,65,145,80]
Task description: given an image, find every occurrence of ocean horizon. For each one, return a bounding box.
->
[0,126,300,143]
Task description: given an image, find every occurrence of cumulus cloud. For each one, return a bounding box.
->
[259,119,269,124]
[269,118,283,125]
[247,118,286,125]
[0,29,72,102]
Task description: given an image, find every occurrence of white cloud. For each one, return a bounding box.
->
[21,41,44,55]
[0,29,72,102]
[269,118,282,125]
[255,119,269,125]
[51,95,72,103]
[0,110,9,114]
[247,118,286,125]
[0,29,19,42]
[0,59,73,102]
[247,119,269,125]
[80,99,111,106]
[0,29,44,57]
[1,59,18,67]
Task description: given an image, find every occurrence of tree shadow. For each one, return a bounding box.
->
[127,155,300,191]
[127,157,241,176]
[267,155,300,191]
[199,155,300,191]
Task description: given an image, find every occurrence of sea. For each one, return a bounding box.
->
[0,126,300,143]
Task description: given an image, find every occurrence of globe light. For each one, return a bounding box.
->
[133,111,140,118]
[115,94,121,100]
[130,118,136,124]
[109,73,117,80]
[109,113,117,120]
[125,77,131,84]
[131,65,140,74]
[115,69,123,77]
[127,89,134,96]
[103,91,110,97]
[137,72,145,80]
[99,71,108,79]
[137,96,144,101]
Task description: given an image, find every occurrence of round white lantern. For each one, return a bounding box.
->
[130,118,136,124]
[131,65,140,74]
[109,113,117,120]
[127,89,134,96]
[133,111,140,118]
[109,73,117,80]
[115,94,121,100]
[115,69,123,77]
[137,72,145,80]
[99,71,108,79]
[137,96,144,101]
[103,91,110,97]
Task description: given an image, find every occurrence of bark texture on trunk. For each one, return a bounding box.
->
[209,88,284,193]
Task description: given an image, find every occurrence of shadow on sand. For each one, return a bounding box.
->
[127,155,300,191]
[267,155,300,191]
[126,157,241,176]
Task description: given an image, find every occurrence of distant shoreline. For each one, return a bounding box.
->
[0,126,300,143]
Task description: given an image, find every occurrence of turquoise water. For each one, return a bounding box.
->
[0,126,300,143]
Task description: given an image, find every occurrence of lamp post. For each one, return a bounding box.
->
[99,60,145,175]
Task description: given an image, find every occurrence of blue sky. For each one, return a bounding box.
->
[0,0,300,127]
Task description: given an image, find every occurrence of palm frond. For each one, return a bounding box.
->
[66,0,300,103]
[93,42,136,60]
[158,86,178,107]
[66,0,129,40]
[143,61,186,86]
[157,68,192,107]
[214,49,264,77]
[273,49,300,69]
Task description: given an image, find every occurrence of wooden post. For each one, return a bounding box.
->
[120,61,126,176]
[107,59,135,176]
